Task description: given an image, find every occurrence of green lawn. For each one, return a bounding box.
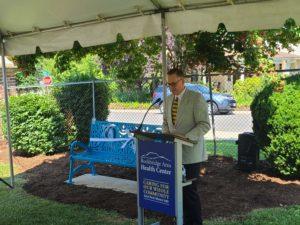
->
[206,140,238,158]
[206,140,265,160]
[0,169,137,225]
[0,184,136,225]
[0,162,299,225]
[0,163,10,177]
[206,205,300,225]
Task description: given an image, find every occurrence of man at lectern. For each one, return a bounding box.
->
[162,68,211,225]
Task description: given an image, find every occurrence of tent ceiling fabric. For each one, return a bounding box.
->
[0,0,299,56]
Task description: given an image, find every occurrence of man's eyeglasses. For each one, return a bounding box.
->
[167,79,182,87]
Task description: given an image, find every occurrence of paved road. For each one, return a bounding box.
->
[108,110,253,140]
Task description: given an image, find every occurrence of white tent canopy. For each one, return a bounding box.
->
[0,0,299,56]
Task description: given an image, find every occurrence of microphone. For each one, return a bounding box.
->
[137,98,162,131]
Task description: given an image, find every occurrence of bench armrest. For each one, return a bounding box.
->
[70,141,91,155]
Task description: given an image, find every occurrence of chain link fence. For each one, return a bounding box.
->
[106,75,253,159]
[8,82,95,140]
[0,73,259,159]
[189,74,253,158]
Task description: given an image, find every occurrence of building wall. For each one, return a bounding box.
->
[211,75,233,93]
[274,58,300,72]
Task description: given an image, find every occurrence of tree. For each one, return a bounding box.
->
[93,34,161,89]
[165,19,300,75]
[12,18,300,83]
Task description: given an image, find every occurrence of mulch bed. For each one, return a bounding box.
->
[2,150,300,224]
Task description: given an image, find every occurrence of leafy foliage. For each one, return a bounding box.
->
[53,56,110,140]
[53,54,104,82]
[8,19,300,136]
[233,75,269,107]
[15,56,58,86]
[168,19,300,74]
[251,74,300,177]
[15,71,41,86]
[12,19,300,89]
[95,34,161,90]
[2,54,111,155]
[109,78,152,103]
[12,54,39,76]
[1,94,68,156]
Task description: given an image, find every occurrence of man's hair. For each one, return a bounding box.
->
[167,68,185,77]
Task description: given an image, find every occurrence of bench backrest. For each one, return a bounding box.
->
[90,121,162,139]
[88,120,162,168]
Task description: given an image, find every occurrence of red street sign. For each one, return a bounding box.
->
[42,76,52,85]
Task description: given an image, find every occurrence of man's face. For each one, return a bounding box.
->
[167,74,185,96]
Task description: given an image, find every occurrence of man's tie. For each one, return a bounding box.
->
[172,97,179,125]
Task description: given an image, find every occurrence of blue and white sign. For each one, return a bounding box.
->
[138,140,175,216]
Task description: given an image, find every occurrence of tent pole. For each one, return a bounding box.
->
[207,68,217,156]
[161,12,167,121]
[0,35,15,188]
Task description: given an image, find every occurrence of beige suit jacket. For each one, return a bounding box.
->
[162,89,211,164]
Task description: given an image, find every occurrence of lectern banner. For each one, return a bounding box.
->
[138,139,175,216]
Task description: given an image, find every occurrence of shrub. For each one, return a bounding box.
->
[109,102,151,110]
[233,76,265,107]
[1,93,68,156]
[52,54,110,141]
[53,54,104,83]
[109,81,151,103]
[251,74,300,177]
[53,73,110,141]
[112,89,151,102]
[15,71,41,86]
[250,82,277,148]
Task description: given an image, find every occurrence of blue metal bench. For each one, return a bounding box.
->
[68,120,161,183]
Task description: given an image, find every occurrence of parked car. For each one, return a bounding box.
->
[152,83,236,114]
